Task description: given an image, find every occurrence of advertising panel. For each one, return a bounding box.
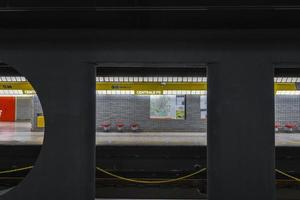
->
[150,95,185,119]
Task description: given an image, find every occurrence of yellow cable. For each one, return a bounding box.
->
[275,169,300,182]
[0,166,33,175]
[96,167,207,184]
[0,166,299,184]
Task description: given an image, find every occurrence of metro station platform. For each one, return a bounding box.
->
[0,122,300,146]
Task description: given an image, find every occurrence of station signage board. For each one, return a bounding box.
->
[150,95,185,120]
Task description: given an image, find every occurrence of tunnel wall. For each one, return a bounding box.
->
[15,97,32,121]
[275,95,300,126]
[31,92,300,132]
[96,94,207,132]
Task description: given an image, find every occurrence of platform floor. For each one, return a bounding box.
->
[0,122,300,146]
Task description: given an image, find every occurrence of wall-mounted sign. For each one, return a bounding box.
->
[23,90,36,94]
[0,82,33,90]
[200,95,207,119]
[136,90,162,95]
[96,82,207,91]
[175,95,186,119]
[150,95,185,120]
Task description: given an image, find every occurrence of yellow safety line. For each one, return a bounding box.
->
[275,169,300,182]
[96,167,207,184]
[0,166,33,175]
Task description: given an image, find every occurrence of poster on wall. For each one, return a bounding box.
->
[200,95,207,119]
[175,95,185,119]
[150,95,185,119]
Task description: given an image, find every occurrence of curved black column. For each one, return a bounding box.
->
[0,53,95,200]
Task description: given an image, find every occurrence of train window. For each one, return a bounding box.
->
[274,69,300,200]
[0,65,44,194]
[95,66,207,199]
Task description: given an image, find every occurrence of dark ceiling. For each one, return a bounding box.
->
[1,1,300,29]
[97,66,207,76]
[0,64,22,76]
[1,64,300,77]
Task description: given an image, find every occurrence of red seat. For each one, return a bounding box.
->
[116,123,125,128]
[101,123,111,128]
[275,122,281,129]
[101,122,111,131]
[285,122,297,129]
[116,120,125,131]
[130,123,139,131]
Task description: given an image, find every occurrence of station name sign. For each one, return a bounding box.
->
[135,90,162,95]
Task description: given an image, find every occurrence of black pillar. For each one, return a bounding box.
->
[207,56,275,200]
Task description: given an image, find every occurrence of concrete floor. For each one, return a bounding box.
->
[0,122,300,146]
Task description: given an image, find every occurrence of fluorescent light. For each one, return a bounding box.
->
[282,77,287,82]
[0,90,24,96]
[291,77,297,82]
[276,90,300,95]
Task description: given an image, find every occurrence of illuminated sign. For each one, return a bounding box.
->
[135,90,162,95]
